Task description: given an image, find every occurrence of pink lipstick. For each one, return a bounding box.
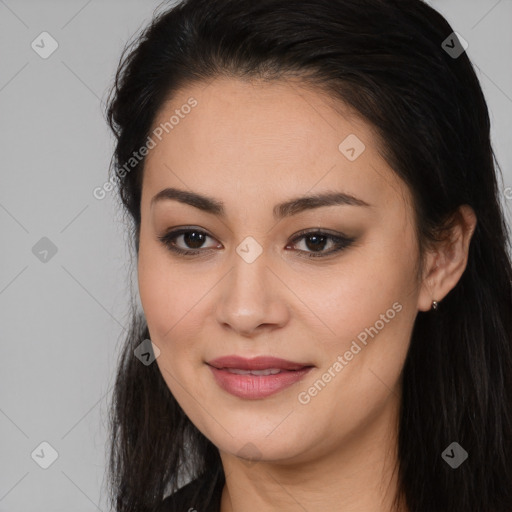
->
[207,356,313,399]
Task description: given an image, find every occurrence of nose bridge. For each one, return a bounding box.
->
[229,256,265,304]
[216,243,289,334]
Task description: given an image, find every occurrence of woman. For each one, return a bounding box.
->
[104,0,512,510]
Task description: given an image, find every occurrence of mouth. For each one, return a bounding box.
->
[206,355,314,399]
[207,355,311,371]
[219,368,287,376]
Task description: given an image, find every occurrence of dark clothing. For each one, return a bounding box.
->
[156,473,223,512]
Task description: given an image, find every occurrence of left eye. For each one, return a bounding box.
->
[286,230,354,257]
[158,228,355,258]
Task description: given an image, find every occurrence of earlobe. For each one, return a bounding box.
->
[417,252,440,312]
[416,205,477,312]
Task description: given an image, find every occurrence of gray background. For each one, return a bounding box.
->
[0,0,511,510]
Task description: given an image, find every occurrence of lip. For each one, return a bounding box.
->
[206,356,314,399]
[208,355,310,371]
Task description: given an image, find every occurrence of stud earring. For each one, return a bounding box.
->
[431,300,439,311]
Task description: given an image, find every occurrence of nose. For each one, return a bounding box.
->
[215,253,290,337]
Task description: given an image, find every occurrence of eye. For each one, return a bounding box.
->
[285,229,355,258]
[157,228,355,258]
[157,228,219,256]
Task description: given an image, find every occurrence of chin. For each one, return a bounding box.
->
[198,415,312,463]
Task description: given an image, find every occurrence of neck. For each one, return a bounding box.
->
[219,392,406,512]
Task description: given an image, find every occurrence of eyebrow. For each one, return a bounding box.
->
[150,187,372,220]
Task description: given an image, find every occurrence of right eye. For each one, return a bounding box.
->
[157,228,221,256]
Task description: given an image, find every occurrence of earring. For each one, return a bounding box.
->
[431,300,439,311]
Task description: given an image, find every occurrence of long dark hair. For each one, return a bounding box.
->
[104,0,512,510]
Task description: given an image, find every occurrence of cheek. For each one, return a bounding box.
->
[296,233,418,409]
[137,241,211,362]
[315,249,417,391]
[137,249,169,332]
[137,252,197,393]
[137,249,213,433]
[137,240,187,343]
[302,249,416,348]
[294,270,415,443]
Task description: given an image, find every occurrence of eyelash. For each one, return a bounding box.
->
[157,227,355,259]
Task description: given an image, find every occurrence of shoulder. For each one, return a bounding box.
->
[156,475,223,512]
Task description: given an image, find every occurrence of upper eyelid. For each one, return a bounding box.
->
[160,227,351,250]
[161,227,347,241]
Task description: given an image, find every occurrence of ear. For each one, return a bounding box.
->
[417,204,477,312]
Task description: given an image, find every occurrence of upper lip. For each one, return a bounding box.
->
[207,356,312,371]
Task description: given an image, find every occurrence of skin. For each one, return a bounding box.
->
[137,77,477,512]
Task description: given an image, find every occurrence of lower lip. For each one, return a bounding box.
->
[208,365,313,399]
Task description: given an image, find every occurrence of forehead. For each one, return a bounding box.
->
[142,77,410,215]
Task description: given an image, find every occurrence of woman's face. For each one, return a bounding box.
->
[138,77,427,464]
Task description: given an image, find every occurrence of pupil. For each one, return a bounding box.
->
[305,234,327,252]
[184,231,205,249]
